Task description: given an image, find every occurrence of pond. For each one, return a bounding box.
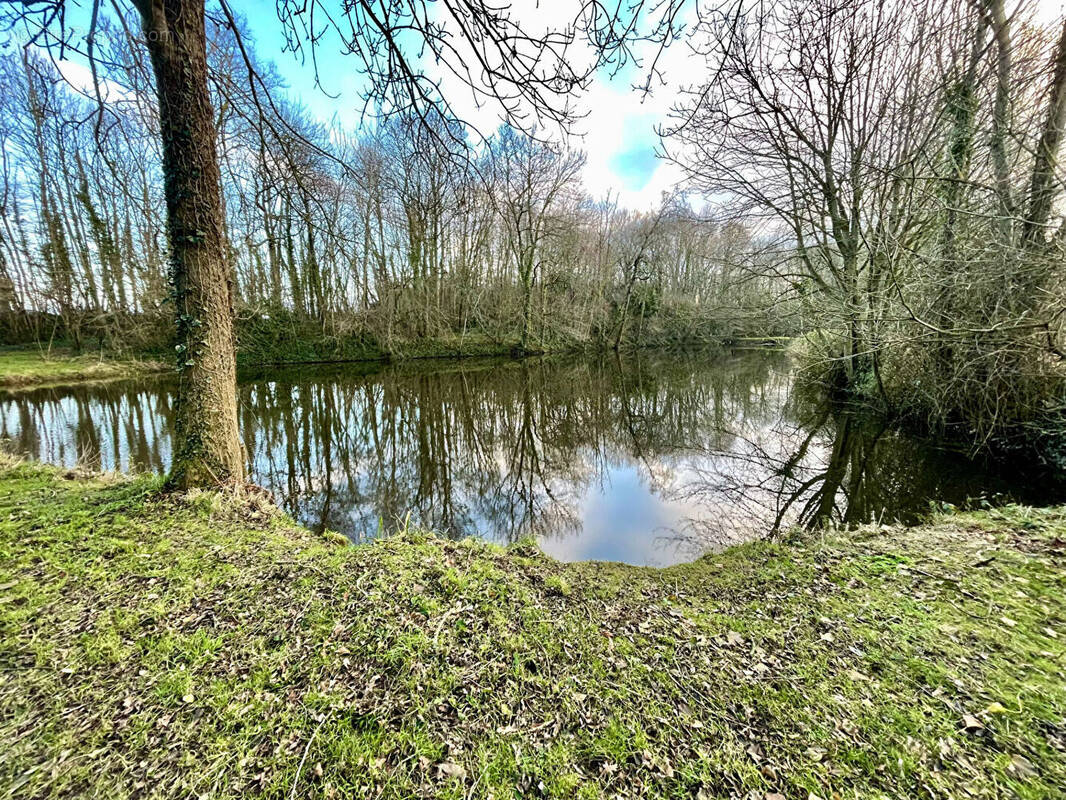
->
[2,349,1061,565]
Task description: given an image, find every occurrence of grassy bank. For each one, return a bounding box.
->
[233,324,742,369]
[0,339,517,389]
[1,461,1063,798]
[0,333,743,391]
[233,325,528,368]
[0,348,169,389]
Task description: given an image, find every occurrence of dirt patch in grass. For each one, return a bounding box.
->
[0,462,1063,798]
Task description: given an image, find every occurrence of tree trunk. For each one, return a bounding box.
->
[519,256,534,351]
[1024,18,1066,247]
[986,0,1013,235]
[136,0,244,488]
[614,271,635,351]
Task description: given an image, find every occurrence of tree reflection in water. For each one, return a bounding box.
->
[1,350,1058,565]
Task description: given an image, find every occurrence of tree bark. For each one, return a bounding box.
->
[986,0,1013,233]
[136,0,244,488]
[1025,18,1066,247]
[519,261,534,351]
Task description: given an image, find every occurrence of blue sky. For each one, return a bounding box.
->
[610,120,664,193]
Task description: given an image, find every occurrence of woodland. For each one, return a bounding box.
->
[1,0,1064,486]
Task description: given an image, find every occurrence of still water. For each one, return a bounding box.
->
[2,350,1060,565]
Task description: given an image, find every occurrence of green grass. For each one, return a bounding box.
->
[0,460,1063,798]
[0,319,734,390]
[0,347,168,389]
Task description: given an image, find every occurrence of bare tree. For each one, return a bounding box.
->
[486,126,585,351]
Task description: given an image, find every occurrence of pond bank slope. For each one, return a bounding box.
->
[0,336,753,391]
[1,462,1063,799]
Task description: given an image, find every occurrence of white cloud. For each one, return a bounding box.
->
[48,57,132,104]
[414,0,703,210]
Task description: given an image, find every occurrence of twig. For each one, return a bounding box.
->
[432,604,472,647]
[908,565,981,601]
[289,717,325,800]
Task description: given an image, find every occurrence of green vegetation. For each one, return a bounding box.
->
[0,332,749,392]
[235,325,737,368]
[233,318,542,367]
[2,459,1063,799]
[0,347,168,389]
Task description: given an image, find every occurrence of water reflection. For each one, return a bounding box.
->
[1,351,1057,565]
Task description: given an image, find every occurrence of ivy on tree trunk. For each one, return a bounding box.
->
[136,0,244,488]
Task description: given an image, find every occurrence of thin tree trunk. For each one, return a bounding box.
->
[986,0,1014,235]
[1025,18,1066,247]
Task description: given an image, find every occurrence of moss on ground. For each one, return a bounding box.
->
[0,460,1063,799]
[0,348,168,389]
